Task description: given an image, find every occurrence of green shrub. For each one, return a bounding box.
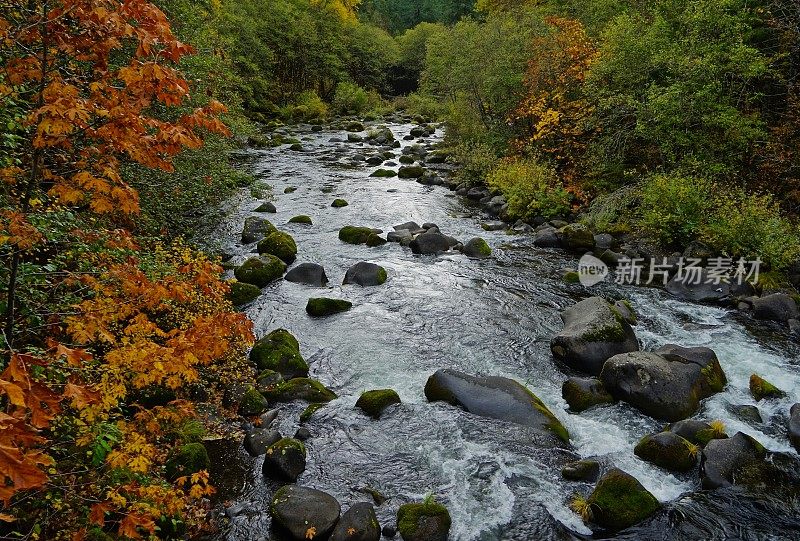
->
[638,173,714,247]
[399,92,446,121]
[294,90,328,120]
[451,141,498,186]
[332,82,383,115]
[486,158,571,220]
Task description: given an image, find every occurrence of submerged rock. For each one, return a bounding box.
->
[397,501,451,541]
[285,263,328,286]
[666,270,731,302]
[561,377,614,412]
[306,297,352,317]
[332,198,349,208]
[330,503,380,541]
[370,168,397,177]
[255,201,277,213]
[550,297,639,376]
[270,485,341,540]
[600,346,727,421]
[424,369,569,445]
[289,215,312,225]
[257,231,298,264]
[398,165,425,179]
[343,262,387,286]
[234,255,286,287]
[701,432,766,489]
[634,431,698,472]
[249,329,308,378]
[262,438,306,482]
[356,389,401,419]
[749,373,786,401]
[561,459,600,482]
[339,225,383,246]
[586,468,660,531]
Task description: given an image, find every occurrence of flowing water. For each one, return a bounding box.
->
[205,122,800,541]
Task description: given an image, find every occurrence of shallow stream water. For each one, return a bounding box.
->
[205,122,800,541]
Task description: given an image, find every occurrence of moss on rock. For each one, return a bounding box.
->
[238,386,268,416]
[397,501,451,541]
[263,438,306,482]
[306,297,352,317]
[587,468,660,531]
[563,271,580,284]
[562,377,614,412]
[339,225,375,245]
[227,281,261,306]
[257,231,297,264]
[165,443,210,482]
[289,214,312,224]
[749,374,786,401]
[634,431,698,472]
[249,329,308,378]
[300,402,325,422]
[366,233,387,247]
[331,198,349,208]
[370,168,397,178]
[241,216,277,243]
[234,255,286,287]
[560,223,595,252]
[262,378,337,403]
[398,165,425,178]
[356,389,401,419]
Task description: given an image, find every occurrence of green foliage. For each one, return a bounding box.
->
[450,141,498,186]
[361,0,475,33]
[332,82,384,115]
[486,159,571,220]
[638,173,714,247]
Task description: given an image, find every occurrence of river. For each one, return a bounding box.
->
[204,121,800,541]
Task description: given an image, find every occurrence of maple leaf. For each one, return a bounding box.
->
[305,526,317,539]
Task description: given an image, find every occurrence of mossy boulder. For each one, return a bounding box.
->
[339,225,376,245]
[356,389,401,419]
[241,216,277,243]
[398,165,425,179]
[701,431,767,489]
[255,201,277,213]
[262,438,306,482]
[562,270,580,284]
[587,468,660,531]
[397,501,451,541]
[289,215,312,224]
[330,502,381,541]
[749,374,786,401]
[227,281,261,306]
[343,262,387,286]
[262,378,338,403]
[331,198,349,208]
[234,255,286,287]
[399,155,415,165]
[238,386,268,416]
[366,233,386,247]
[634,431,698,472]
[666,419,727,446]
[165,443,210,482]
[257,231,298,264]
[300,402,325,422]
[249,329,308,378]
[562,377,614,412]
[270,486,341,541]
[284,186,298,194]
[347,121,365,132]
[561,459,600,482]
[560,223,595,252]
[370,168,397,178]
[256,369,284,393]
[463,237,491,259]
[306,297,352,317]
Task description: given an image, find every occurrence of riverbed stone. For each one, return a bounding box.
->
[262,438,306,482]
[262,378,337,403]
[634,431,698,472]
[306,297,352,317]
[397,501,451,541]
[249,329,308,378]
[424,369,569,445]
[289,215,312,224]
[749,373,787,401]
[255,201,277,213]
[790,404,800,452]
[394,221,421,232]
[729,404,763,424]
[666,419,726,446]
[227,281,261,306]
[410,232,452,255]
[666,270,731,302]
[165,443,210,482]
[339,225,380,245]
[600,347,727,421]
[257,231,298,264]
[371,168,397,177]
[560,224,594,252]
[561,377,614,412]
[561,459,600,482]
[586,468,660,531]
[256,370,284,393]
[701,431,766,489]
[533,226,562,247]
[752,293,800,322]
[550,297,639,376]
[387,229,413,243]
[398,165,425,178]
[243,427,282,457]
[356,389,401,419]
[463,237,491,259]
[241,216,277,243]
[343,262,387,286]
[330,502,380,541]
[332,198,349,208]
[270,485,341,540]
[234,255,286,287]
[238,386,268,416]
[285,263,328,286]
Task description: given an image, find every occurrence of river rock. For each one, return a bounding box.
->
[241,216,277,243]
[339,225,384,246]
[394,221,421,232]
[410,232,452,255]
[665,270,731,302]
[600,347,727,421]
[387,229,413,242]
[424,369,569,445]
[561,377,614,412]
[262,437,306,481]
[289,214,311,224]
[666,419,726,446]
[701,432,766,489]
[356,389,401,419]
[270,485,341,540]
[164,443,210,482]
[561,459,600,482]
[249,329,308,378]
[234,255,286,287]
[332,198,349,208]
[560,223,594,252]
[550,297,639,376]
[729,403,763,424]
[228,281,261,306]
[257,231,298,264]
[463,237,491,259]
[634,431,698,472]
[306,297,352,317]
[343,262,387,286]
[790,404,800,452]
[285,263,328,286]
[533,227,562,248]
[752,293,799,322]
[397,501,451,541]
[262,378,337,403]
[243,427,282,456]
[749,373,786,401]
[330,503,380,541]
[587,468,660,531]
[398,166,424,178]
[238,386,268,416]
[347,121,365,132]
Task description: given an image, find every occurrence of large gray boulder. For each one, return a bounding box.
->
[243,428,281,457]
[533,227,561,248]
[285,263,328,286]
[752,293,800,322]
[410,232,453,255]
[241,216,276,244]
[701,432,766,489]
[550,297,639,375]
[600,345,727,421]
[424,369,569,446]
[330,503,380,541]
[270,485,341,540]
[666,271,731,302]
[343,262,387,286]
